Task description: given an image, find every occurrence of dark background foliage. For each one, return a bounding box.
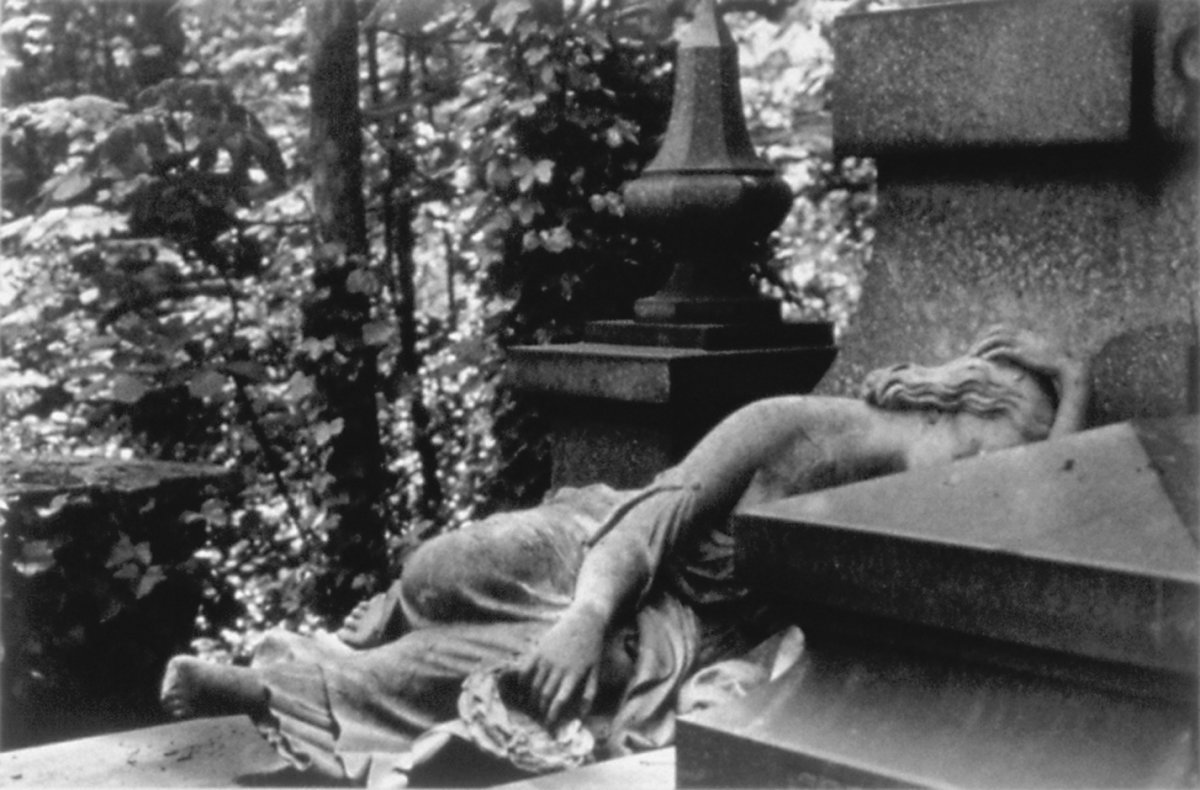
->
[0,0,880,746]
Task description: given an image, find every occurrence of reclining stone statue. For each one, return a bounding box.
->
[159,325,1090,785]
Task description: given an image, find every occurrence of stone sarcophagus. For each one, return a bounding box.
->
[670,0,1198,779]
[678,417,1198,788]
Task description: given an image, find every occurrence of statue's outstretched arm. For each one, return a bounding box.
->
[511,396,860,725]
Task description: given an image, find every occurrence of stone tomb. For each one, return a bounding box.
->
[819,0,1198,424]
[676,417,1199,788]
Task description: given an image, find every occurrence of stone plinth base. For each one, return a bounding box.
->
[1,456,241,749]
[677,418,1199,787]
[0,716,287,787]
[507,339,836,488]
[677,639,1196,789]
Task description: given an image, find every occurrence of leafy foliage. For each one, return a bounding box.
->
[1,0,880,741]
[1,472,231,748]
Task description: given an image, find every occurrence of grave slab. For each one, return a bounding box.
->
[0,716,290,788]
[493,747,674,790]
[2,456,242,749]
[676,417,1198,787]
[677,639,1196,789]
[735,417,1200,678]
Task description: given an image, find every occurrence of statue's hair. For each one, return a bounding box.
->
[860,337,1057,441]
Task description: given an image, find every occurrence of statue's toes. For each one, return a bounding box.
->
[160,657,196,719]
[336,594,387,648]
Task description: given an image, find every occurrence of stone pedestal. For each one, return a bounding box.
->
[1,456,241,749]
[678,417,1199,788]
[820,0,1199,428]
[506,0,837,489]
[507,322,835,487]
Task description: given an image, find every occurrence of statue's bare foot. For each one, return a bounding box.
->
[336,593,394,648]
[160,656,207,719]
[160,656,266,719]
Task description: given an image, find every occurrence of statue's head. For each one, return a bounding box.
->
[860,332,1059,445]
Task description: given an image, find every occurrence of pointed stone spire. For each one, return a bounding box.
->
[623,0,792,324]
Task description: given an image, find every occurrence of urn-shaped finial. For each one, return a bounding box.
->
[623,0,792,323]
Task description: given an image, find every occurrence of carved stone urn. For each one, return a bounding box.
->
[622,0,793,324]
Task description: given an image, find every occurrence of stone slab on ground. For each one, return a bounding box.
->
[1,455,240,501]
[2,456,244,750]
[0,719,674,789]
[0,716,292,788]
[494,747,674,790]
[685,416,1199,787]
[676,639,1196,789]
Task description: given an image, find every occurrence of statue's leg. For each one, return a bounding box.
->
[160,656,268,720]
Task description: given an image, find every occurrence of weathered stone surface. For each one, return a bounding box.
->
[0,716,288,787]
[817,146,1198,424]
[622,0,792,323]
[494,747,674,790]
[508,343,835,406]
[677,638,1196,789]
[826,0,1199,416]
[834,0,1137,152]
[1,456,241,749]
[583,319,832,351]
[508,342,836,487]
[1155,0,1199,141]
[677,417,1199,788]
[737,417,1199,677]
[0,455,239,501]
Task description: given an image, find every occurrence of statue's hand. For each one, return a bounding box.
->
[970,325,1077,380]
[509,607,606,727]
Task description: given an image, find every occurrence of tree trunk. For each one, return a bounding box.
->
[304,0,387,611]
[129,0,185,90]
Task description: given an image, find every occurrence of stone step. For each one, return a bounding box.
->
[736,417,1199,681]
[0,716,289,788]
[677,639,1196,789]
[494,747,674,790]
[676,417,1198,787]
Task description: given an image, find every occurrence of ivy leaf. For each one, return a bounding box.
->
[541,225,573,253]
[312,418,344,446]
[346,269,378,294]
[485,161,512,189]
[188,368,227,400]
[362,320,395,346]
[284,372,314,400]
[107,533,137,568]
[491,0,531,34]
[136,565,166,598]
[46,167,92,203]
[299,337,334,361]
[532,159,554,185]
[13,540,57,577]
[110,374,149,404]
[199,497,229,528]
[224,361,267,382]
[113,562,140,580]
